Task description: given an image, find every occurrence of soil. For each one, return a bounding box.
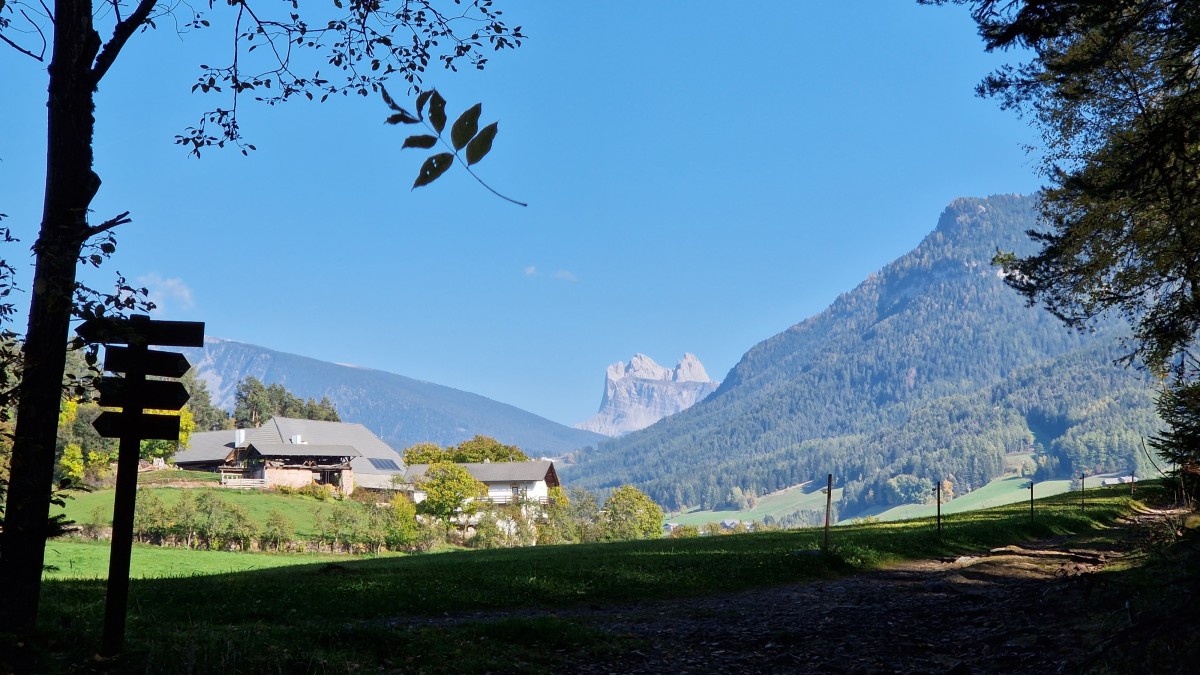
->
[394,507,1189,674]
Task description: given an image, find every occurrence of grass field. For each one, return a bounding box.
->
[14,483,1158,673]
[671,469,1119,526]
[43,540,357,579]
[54,486,330,537]
[867,476,1075,520]
[668,481,841,526]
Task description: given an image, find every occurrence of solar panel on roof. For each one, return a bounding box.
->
[368,458,401,471]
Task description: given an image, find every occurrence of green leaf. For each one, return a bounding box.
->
[429,91,448,134]
[413,153,454,189]
[416,90,434,118]
[465,122,498,165]
[451,103,482,151]
[386,110,420,125]
[380,84,402,112]
[403,135,438,149]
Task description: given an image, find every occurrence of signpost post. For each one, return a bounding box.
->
[78,315,204,658]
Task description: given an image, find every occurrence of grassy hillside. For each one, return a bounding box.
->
[23,483,1157,673]
[43,540,353,578]
[55,486,329,538]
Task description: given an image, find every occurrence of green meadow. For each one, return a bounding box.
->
[54,485,329,537]
[17,483,1161,673]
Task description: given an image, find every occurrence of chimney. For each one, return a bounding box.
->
[289,434,304,444]
[234,429,247,448]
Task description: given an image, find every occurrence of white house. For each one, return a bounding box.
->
[405,460,560,504]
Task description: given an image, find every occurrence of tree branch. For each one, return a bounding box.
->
[85,211,131,239]
[91,0,158,84]
[0,8,48,61]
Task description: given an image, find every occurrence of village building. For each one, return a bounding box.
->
[171,417,405,491]
[404,460,560,505]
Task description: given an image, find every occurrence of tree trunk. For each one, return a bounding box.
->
[0,0,100,635]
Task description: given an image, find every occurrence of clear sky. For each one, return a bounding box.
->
[0,2,1042,427]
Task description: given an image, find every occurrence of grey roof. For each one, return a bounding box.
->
[172,430,237,465]
[247,443,361,459]
[406,460,557,484]
[245,417,403,477]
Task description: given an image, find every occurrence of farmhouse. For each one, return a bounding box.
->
[405,460,560,505]
[171,417,405,491]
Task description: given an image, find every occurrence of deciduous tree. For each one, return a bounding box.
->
[415,461,486,534]
[602,485,664,542]
[0,0,522,633]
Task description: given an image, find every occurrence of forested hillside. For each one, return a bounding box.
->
[176,340,606,457]
[560,195,1161,516]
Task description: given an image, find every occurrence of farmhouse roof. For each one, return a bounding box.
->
[246,443,361,459]
[244,417,404,486]
[405,460,559,487]
[172,429,237,465]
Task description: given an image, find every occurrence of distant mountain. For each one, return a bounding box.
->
[560,195,1160,516]
[578,353,719,436]
[178,339,606,457]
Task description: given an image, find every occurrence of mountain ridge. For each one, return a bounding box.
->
[178,338,606,457]
[560,195,1160,515]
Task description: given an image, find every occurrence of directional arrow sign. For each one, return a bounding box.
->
[104,347,192,378]
[97,378,191,411]
[93,411,181,440]
[77,316,204,348]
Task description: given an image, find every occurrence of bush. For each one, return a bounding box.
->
[669,524,700,538]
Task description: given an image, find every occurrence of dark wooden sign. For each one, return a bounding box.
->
[92,411,182,441]
[78,316,205,347]
[104,346,192,378]
[75,314,204,658]
[97,378,190,411]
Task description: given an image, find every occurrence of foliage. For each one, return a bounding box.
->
[473,500,537,549]
[415,462,487,529]
[261,510,296,552]
[182,370,232,432]
[232,376,340,428]
[536,486,575,545]
[388,89,524,205]
[602,485,663,542]
[402,435,530,464]
[926,0,1200,484]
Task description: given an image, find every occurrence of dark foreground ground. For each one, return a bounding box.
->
[387,507,1198,674]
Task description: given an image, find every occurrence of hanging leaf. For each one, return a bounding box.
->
[451,103,482,151]
[416,90,434,119]
[413,153,454,189]
[429,91,448,134]
[465,122,498,165]
[380,85,402,112]
[403,135,438,149]
[386,110,420,125]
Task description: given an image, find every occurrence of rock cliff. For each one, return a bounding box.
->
[578,353,719,436]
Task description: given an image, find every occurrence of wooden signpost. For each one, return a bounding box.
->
[78,315,204,658]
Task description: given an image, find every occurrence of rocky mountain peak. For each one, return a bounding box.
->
[579,353,720,437]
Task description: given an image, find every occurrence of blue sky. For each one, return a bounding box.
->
[0,2,1041,427]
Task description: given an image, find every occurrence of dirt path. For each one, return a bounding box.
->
[404,507,1183,674]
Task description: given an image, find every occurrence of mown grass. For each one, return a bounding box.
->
[54,485,329,537]
[15,483,1163,674]
[43,540,356,578]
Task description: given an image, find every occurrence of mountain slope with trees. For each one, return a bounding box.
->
[178,339,605,458]
[561,195,1161,515]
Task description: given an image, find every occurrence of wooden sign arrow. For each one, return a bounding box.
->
[93,411,182,440]
[77,316,204,348]
[103,347,192,378]
[97,378,191,411]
